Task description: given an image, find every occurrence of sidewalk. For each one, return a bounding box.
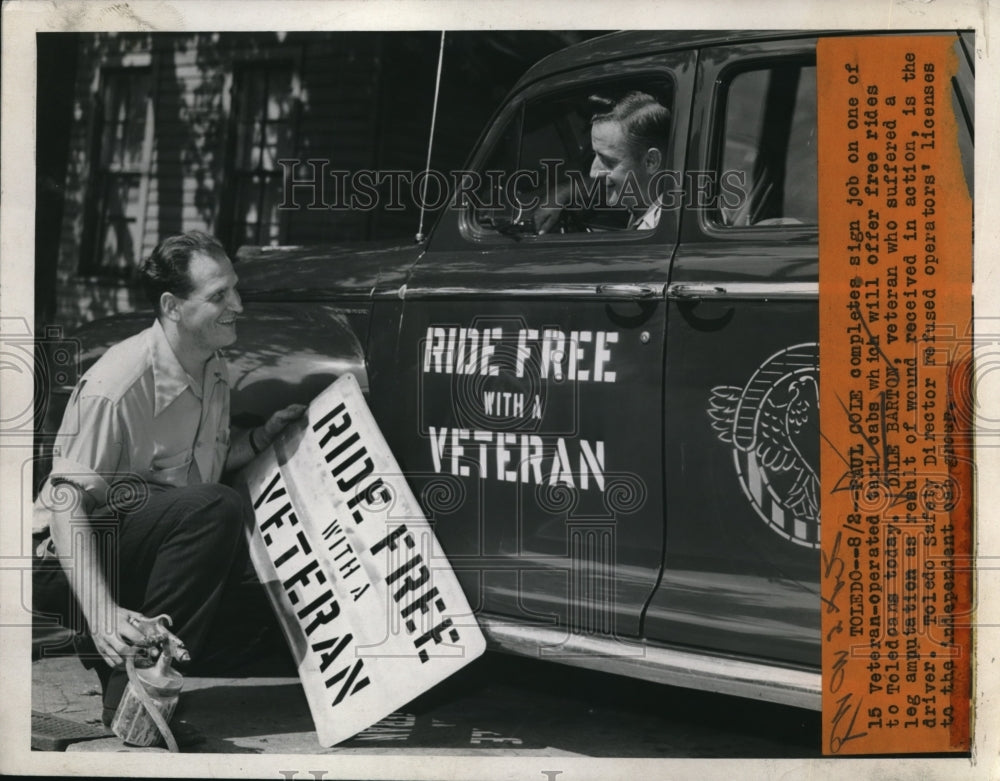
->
[33,653,328,754]
[32,654,577,756]
[31,621,341,754]
[30,625,571,756]
[31,628,822,758]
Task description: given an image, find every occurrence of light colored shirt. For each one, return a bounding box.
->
[33,319,230,533]
[628,199,662,231]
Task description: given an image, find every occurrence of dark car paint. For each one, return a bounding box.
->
[235,240,420,300]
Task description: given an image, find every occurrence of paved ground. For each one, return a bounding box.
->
[34,655,351,754]
[31,624,822,756]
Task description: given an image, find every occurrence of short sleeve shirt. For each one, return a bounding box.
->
[33,320,230,532]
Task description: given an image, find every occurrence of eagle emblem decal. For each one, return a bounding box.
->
[707,343,820,549]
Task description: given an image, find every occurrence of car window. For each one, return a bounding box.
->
[716,60,818,228]
[464,78,674,240]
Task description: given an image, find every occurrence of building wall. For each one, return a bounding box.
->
[54,33,378,325]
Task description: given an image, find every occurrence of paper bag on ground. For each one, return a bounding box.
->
[236,373,486,747]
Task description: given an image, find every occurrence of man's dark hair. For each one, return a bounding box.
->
[141,231,229,317]
[590,91,671,161]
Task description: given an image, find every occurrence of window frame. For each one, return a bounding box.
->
[79,60,157,278]
[700,52,820,242]
[220,49,303,255]
[455,71,679,248]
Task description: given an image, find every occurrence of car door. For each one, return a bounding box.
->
[643,37,822,666]
[367,49,696,641]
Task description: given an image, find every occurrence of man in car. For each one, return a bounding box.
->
[534,90,671,233]
[33,231,305,726]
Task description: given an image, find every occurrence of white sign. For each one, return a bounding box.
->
[238,373,486,747]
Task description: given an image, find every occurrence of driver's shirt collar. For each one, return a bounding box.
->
[628,198,663,231]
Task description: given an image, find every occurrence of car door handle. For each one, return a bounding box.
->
[666,283,727,300]
[667,282,819,301]
[596,283,661,299]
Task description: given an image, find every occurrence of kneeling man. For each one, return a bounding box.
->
[34,231,304,725]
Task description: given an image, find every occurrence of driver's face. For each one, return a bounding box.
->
[589,119,651,209]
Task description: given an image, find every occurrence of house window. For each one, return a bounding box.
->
[83,67,154,276]
[226,63,298,252]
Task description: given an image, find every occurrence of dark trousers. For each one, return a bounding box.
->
[34,482,252,672]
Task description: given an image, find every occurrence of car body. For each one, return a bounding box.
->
[42,29,975,711]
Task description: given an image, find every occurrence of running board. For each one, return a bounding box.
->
[478,615,822,711]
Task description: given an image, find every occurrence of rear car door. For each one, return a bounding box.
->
[644,37,822,666]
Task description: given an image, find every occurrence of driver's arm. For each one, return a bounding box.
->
[532,180,584,234]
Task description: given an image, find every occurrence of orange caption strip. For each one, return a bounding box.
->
[817,35,972,755]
